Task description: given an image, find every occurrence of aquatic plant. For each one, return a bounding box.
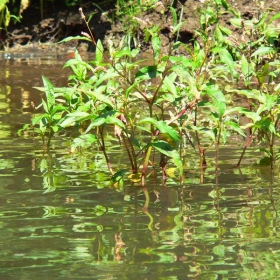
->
[23,0,280,186]
[226,1,280,168]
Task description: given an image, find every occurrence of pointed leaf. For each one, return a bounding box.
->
[212,47,234,76]
[42,76,55,108]
[152,36,161,61]
[58,36,92,43]
[135,65,165,80]
[139,118,181,142]
[251,47,275,57]
[84,85,114,108]
[225,120,246,137]
[163,74,177,96]
[95,39,104,65]
[152,140,183,175]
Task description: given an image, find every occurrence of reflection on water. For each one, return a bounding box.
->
[0,53,280,279]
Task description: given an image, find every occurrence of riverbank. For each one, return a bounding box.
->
[2,0,278,54]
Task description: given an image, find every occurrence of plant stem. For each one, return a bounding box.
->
[141,144,153,186]
[99,126,114,175]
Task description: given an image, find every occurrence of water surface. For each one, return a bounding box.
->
[0,52,279,280]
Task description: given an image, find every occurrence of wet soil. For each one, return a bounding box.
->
[1,0,279,54]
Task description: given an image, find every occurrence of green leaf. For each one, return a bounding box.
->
[86,117,106,130]
[58,36,92,43]
[213,244,225,257]
[84,85,114,108]
[261,118,276,134]
[51,125,59,133]
[214,25,224,43]
[230,18,242,28]
[135,65,165,80]
[115,47,135,59]
[94,71,119,87]
[220,0,229,9]
[241,54,253,80]
[95,39,104,65]
[212,47,234,76]
[152,140,183,175]
[268,12,280,24]
[63,57,94,72]
[255,12,268,28]
[206,85,226,116]
[256,62,270,85]
[240,109,261,124]
[264,94,277,111]
[139,117,181,142]
[32,114,48,126]
[85,110,119,132]
[163,74,177,96]
[251,47,275,57]
[4,6,10,27]
[172,22,184,34]
[218,24,231,36]
[125,80,142,99]
[105,115,126,129]
[42,76,55,109]
[0,0,9,11]
[170,6,177,26]
[152,36,161,61]
[41,99,49,113]
[60,112,90,128]
[225,120,246,137]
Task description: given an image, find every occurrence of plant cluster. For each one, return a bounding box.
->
[113,0,160,48]
[22,0,280,186]
[0,0,26,33]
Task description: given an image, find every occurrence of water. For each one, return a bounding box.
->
[0,52,280,280]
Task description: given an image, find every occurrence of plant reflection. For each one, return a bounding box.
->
[37,152,68,193]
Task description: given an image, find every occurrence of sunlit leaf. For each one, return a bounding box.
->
[139,117,181,142]
[42,76,55,109]
[84,85,114,108]
[95,39,104,65]
[58,35,92,43]
[268,12,280,24]
[0,0,9,11]
[4,6,10,27]
[165,167,178,178]
[151,140,183,175]
[225,120,246,137]
[152,36,161,61]
[127,173,141,183]
[125,80,142,99]
[212,47,234,76]
[241,54,253,81]
[213,244,225,257]
[230,18,242,28]
[206,85,226,116]
[251,47,275,57]
[163,74,178,96]
[135,65,165,80]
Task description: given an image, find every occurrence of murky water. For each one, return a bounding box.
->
[0,52,280,280]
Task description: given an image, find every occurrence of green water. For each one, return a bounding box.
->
[0,53,279,280]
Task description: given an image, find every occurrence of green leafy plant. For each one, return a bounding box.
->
[31,76,68,147]
[22,0,280,188]
[226,2,280,167]
[113,0,160,48]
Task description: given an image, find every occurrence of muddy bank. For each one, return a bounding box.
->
[1,0,279,54]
